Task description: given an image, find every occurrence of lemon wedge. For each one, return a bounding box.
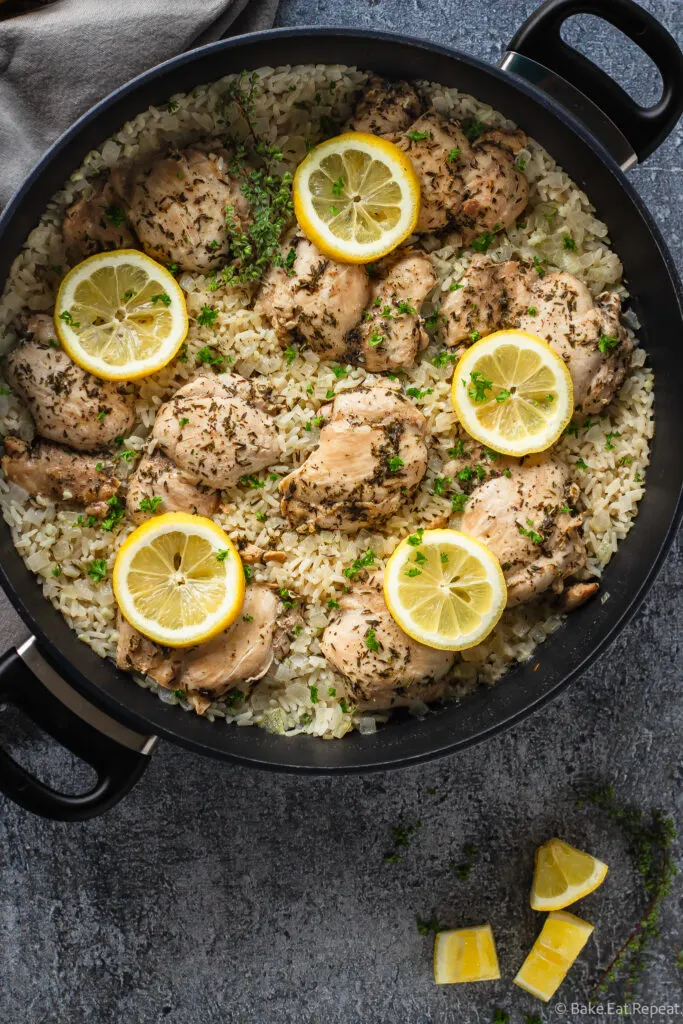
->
[451,330,573,456]
[113,512,244,647]
[383,528,506,651]
[55,250,188,380]
[514,910,594,1001]
[531,838,609,911]
[434,924,501,984]
[293,132,420,263]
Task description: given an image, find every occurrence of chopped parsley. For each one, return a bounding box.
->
[368,328,384,348]
[565,421,579,437]
[278,587,297,609]
[58,310,80,328]
[51,566,62,578]
[447,147,461,162]
[502,467,512,478]
[495,388,511,403]
[329,205,340,216]
[151,292,171,307]
[101,495,125,532]
[433,476,451,497]
[449,281,463,291]
[396,299,417,315]
[618,455,633,467]
[104,204,125,227]
[178,417,189,427]
[470,232,493,253]
[325,389,335,399]
[387,455,405,473]
[533,255,547,278]
[462,118,485,141]
[527,306,538,316]
[517,519,543,545]
[343,549,375,580]
[405,386,433,401]
[331,175,344,197]
[605,430,621,451]
[407,529,424,546]
[598,334,620,354]
[328,687,336,697]
[466,370,493,402]
[216,549,230,562]
[405,129,431,141]
[331,365,347,379]
[122,290,137,302]
[365,628,381,653]
[243,564,254,583]
[468,329,481,342]
[309,685,319,703]
[326,599,340,610]
[197,305,218,327]
[177,344,188,363]
[451,493,468,512]
[576,457,588,469]
[139,495,163,513]
[196,345,224,366]
[239,474,266,488]
[283,346,297,365]
[88,559,107,583]
[339,698,350,714]
[457,466,474,482]
[117,449,136,463]
[432,350,456,368]
[562,233,578,252]
[448,440,466,458]
[97,408,109,421]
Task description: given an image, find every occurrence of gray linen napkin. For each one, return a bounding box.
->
[0,0,280,210]
[0,0,278,645]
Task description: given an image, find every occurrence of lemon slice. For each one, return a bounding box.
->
[55,250,188,380]
[531,838,608,911]
[434,924,501,984]
[293,132,420,263]
[451,330,574,456]
[113,512,244,647]
[514,910,594,1001]
[383,528,507,651]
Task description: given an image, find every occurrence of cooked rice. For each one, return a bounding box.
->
[0,64,653,739]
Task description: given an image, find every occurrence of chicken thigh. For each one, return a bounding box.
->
[441,257,633,414]
[6,316,135,450]
[125,449,219,524]
[115,146,249,274]
[2,436,120,514]
[152,373,280,489]
[346,250,436,371]
[63,177,136,260]
[279,384,429,532]
[320,572,455,709]
[346,75,423,137]
[254,233,371,359]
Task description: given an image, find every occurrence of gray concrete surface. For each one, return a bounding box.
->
[1,1,682,1021]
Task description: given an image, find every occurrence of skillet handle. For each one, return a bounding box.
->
[0,637,156,820]
[503,0,683,168]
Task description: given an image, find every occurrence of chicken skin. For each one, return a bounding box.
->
[441,256,633,414]
[152,373,280,489]
[6,316,135,451]
[279,384,429,532]
[114,146,249,274]
[320,572,455,709]
[1,436,120,515]
[448,448,587,606]
[346,250,436,371]
[254,233,371,358]
[63,177,137,261]
[346,75,423,137]
[125,449,219,524]
[116,586,298,703]
[388,109,528,239]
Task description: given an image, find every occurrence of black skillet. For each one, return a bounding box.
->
[0,0,681,820]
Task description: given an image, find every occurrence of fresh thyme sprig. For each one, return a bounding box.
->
[210,72,294,288]
[576,785,678,1001]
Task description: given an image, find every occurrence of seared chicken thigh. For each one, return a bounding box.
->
[177,586,299,697]
[115,147,249,274]
[441,257,633,414]
[6,316,135,450]
[125,449,219,524]
[394,111,528,238]
[117,587,298,702]
[348,251,436,371]
[152,373,280,489]
[1,436,119,513]
[454,450,586,605]
[346,75,423,137]
[254,233,371,358]
[63,178,136,260]
[279,384,429,532]
[320,572,455,709]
